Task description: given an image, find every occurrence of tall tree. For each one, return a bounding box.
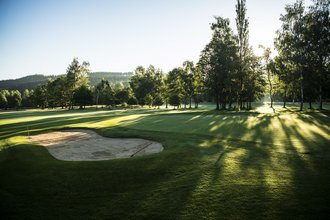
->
[66,58,90,109]
[276,0,306,111]
[304,0,330,109]
[235,0,249,110]
[200,17,239,110]
[271,54,297,108]
[182,61,196,108]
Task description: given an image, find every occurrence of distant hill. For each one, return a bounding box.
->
[0,72,133,91]
[88,72,133,86]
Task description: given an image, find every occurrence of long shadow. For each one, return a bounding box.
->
[1,108,330,218]
[275,115,330,218]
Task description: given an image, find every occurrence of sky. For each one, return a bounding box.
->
[0,0,312,80]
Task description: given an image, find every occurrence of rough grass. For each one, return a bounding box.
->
[0,104,330,219]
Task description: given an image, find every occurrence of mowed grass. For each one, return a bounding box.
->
[0,104,330,219]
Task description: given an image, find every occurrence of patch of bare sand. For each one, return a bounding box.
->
[29,129,163,161]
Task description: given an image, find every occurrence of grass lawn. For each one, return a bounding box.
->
[1,103,330,219]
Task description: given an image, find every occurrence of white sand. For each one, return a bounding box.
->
[29,129,163,161]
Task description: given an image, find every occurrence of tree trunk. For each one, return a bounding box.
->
[309,100,312,109]
[270,98,273,108]
[236,90,240,111]
[194,98,199,109]
[283,88,287,108]
[292,92,295,104]
[216,94,220,110]
[228,90,232,110]
[319,85,323,110]
[267,68,273,108]
[222,101,226,110]
[165,102,168,109]
[189,96,192,108]
[96,92,100,109]
[300,72,304,111]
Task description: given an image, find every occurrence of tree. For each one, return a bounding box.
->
[200,16,239,110]
[163,79,170,108]
[182,61,198,108]
[275,0,330,110]
[192,65,204,108]
[32,85,48,109]
[7,90,22,109]
[153,94,164,108]
[115,89,130,104]
[259,45,275,108]
[95,79,110,107]
[66,58,90,109]
[166,68,185,109]
[304,0,330,109]
[243,50,266,109]
[153,68,165,106]
[276,0,307,111]
[130,66,149,105]
[270,55,296,108]
[130,65,164,106]
[169,94,181,109]
[73,85,93,109]
[56,76,68,108]
[103,85,116,106]
[22,89,33,108]
[46,76,68,108]
[145,94,154,107]
[235,0,250,110]
[0,91,8,109]
[114,82,125,92]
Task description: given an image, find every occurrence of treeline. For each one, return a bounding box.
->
[0,0,329,111]
[0,60,204,110]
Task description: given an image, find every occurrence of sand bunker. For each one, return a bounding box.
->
[29,129,163,161]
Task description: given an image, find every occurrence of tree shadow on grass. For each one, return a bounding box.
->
[0,109,330,219]
[120,110,330,218]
